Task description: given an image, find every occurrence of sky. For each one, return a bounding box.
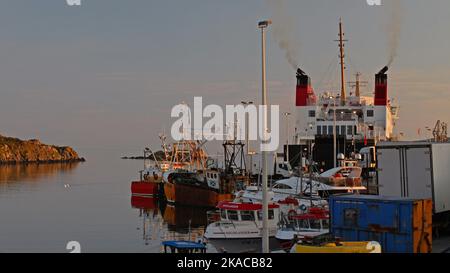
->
[0,0,449,156]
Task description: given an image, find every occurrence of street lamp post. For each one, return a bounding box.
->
[258,19,271,254]
[284,112,291,166]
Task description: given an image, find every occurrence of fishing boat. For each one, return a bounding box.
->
[132,132,211,198]
[163,137,250,207]
[164,171,214,206]
[130,134,185,197]
[204,201,280,253]
[276,207,330,250]
[131,165,164,197]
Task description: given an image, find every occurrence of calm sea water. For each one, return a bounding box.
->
[0,149,208,253]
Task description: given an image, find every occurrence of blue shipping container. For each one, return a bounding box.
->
[329,194,432,253]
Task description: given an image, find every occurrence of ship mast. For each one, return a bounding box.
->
[349,72,368,98]
[354,73,360,97]
[337,18,347,105]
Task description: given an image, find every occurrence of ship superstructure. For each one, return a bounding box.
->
[291,20,399,170]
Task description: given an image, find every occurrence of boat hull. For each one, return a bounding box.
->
[131,181,162,197]
[164,182,218,207]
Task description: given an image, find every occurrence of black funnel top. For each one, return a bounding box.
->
[378,66,389,75]
[297,68,306,77]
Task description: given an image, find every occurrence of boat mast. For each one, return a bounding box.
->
[337,18,347,105]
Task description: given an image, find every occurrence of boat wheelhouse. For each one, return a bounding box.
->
[204,201,281,253]
[277,207,330,250]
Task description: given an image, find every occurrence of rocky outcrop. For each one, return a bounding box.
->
[0,134,85,164]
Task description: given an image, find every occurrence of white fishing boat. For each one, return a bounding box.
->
[203,201,281,253]
[235,165,365,204]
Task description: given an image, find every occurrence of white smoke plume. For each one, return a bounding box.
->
[386,0,403,67]
[267,0,300,69]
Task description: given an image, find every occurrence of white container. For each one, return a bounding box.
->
[376,141,450,214]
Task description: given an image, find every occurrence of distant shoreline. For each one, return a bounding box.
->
[0,134,85,165]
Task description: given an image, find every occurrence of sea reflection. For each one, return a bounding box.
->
[131,196,209,249]
[0,162,80,183]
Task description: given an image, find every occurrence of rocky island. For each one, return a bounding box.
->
[0,134,85,164]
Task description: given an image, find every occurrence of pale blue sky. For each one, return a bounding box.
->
[0,0,449,155]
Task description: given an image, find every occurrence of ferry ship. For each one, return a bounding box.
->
[288,20,399,171]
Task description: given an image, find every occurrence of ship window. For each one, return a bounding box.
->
[367,110,374,117]
[347,125,353,135]
[273,183,292,190]
[328,126,333,135]
[227,210,239,221]
[308,110,316,118]
[240,211,255,221]
[310,219,321,229]
[257,210,275,220]
[317,126,322,135]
